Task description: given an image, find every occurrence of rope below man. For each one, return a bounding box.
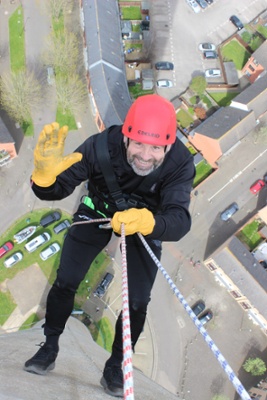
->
[24,94,195,398]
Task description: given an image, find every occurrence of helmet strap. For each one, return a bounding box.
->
[123,136,130,149]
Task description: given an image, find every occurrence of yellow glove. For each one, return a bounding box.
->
[31,122,83,187]
[111,208,155,236]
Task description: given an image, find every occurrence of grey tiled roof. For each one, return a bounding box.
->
[82,0,133,127]
[194,106,250,139]
[252,40,267,69]
[230,74,267,106]
[0,117,14,144]
[212,236,267,319]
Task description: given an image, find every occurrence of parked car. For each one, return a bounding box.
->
[155,61,174,71]
[196,0,208,9]
[199,310,213,325]
[24,232,51,253]
[250,179,265,194]
[156,79,173,88]
[47,66,55,85]
[53,220,71,234]
[4,252,23,268]
[198,42,216,52]
[140,20,149,31]
[186,0,201,13]
[192,300,205,317]
[40,211,61,228]
[94,272,114,298]
[40,243,60,261]
[220,202,239,221]
[205,68,221,78]
[229,15,244,30]
[203,50,218,59]
[0,241,14,258]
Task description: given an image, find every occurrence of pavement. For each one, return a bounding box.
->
[0,0,157,383]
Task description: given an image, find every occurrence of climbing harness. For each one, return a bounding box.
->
[71,217,252,400]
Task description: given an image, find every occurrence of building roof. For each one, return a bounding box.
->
[0,117,15,144]
[82,0,132,127]
[251,40,267,69]
[121,20,132,34]
[193,106,250,139]
[230,74,267,106]
[223,61,239,85]
[212,236,267,319]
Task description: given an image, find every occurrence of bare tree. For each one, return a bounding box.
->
[56,74,88,115]
[0,71,42,124]
[45,0,73,20]
[43,31,79,75]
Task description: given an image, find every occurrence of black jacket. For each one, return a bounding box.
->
[32,126,195,242]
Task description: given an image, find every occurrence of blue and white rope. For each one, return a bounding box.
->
[137,233,252,400]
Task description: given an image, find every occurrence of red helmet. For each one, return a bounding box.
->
[122,95,177,146]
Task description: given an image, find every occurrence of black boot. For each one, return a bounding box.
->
[100,364,123,398]
[24,342,58,375]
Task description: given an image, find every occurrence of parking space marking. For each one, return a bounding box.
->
[177,317,185,328]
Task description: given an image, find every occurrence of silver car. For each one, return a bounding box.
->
[220,202,239,221]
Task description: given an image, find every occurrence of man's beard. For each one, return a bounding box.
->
[127,154,163,176]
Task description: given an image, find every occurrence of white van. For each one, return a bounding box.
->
[24,232,50,253]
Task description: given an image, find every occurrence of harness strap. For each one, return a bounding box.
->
[96,130,128,211]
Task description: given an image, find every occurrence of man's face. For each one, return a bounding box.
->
[126,139,166,176]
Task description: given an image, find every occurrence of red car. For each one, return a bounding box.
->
[250,179,265,194]
[0,241,14,258]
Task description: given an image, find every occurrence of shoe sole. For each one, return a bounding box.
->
[100,376,123,398]
[23,362,55,376]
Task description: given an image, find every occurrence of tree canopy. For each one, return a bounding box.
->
[243,357,267,376]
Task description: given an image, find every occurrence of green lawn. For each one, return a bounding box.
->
[0,291,16,326]
[176,109,194,128]
[128,83,154,99]
[256,24,267,39]
[208,91,240,107]
[19,313,40,330]
[120,6,142,20]
[193,160,214,188]
[236,220,263,250]
[221,40,251,70]
[9,6,26,73]
[56,108,77,130]
[241,30,264,51]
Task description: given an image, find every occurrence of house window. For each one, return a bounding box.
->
[206,262,217,271]
[248,64,255,72]
[245,70,251,77]
[231,290,242,299]
[240,302,251,310]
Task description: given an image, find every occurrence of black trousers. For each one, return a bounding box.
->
[44,210,162,362]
